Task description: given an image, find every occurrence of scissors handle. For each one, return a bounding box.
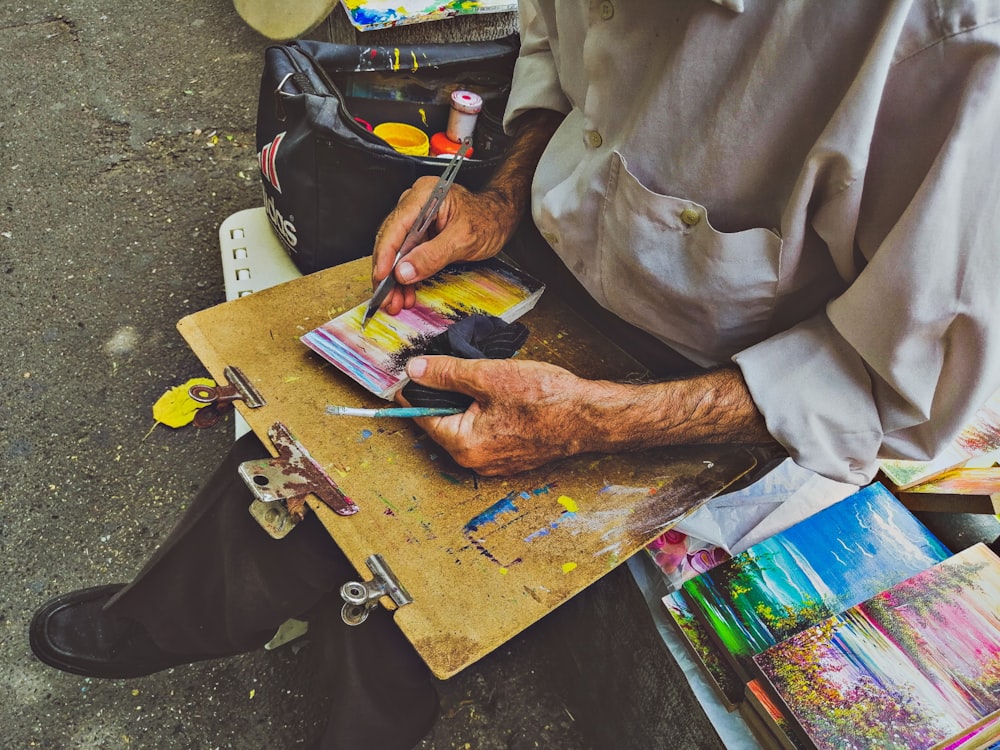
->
[362,143,470,328]
[406,142,469,242]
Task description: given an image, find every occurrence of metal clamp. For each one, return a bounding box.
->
[189,365,265,428]
[240,421,358,539]
[340,554,412,626]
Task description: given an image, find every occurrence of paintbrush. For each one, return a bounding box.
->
[326,405,464,418]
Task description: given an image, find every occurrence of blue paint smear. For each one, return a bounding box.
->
[351,8,403,26]
[524,511,576,543]
[360,429,373,440]
[463,492,520,532]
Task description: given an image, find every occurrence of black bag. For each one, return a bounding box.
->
[256,36,519,274]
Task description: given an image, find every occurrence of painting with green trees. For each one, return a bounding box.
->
[680,482,949,678]
[753,543,1000,750]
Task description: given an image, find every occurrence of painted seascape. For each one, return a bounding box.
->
[754,544,1000,750]
[680,483,950,668]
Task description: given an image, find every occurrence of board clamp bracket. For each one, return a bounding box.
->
[189,365,266,427]
[340,554,412,626]
[239,421,358,539]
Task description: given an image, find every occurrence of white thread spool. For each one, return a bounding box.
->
[446,90,483,144]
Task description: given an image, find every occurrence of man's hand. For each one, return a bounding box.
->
[372,186,514,315]
[403,356,602,475]
[371,109,565,315]
[403,356,776,476]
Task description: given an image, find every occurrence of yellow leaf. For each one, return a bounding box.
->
[152,378,215,428]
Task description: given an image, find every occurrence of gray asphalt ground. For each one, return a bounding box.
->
[0,2,591,748]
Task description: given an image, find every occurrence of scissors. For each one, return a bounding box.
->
[361,142,471,329]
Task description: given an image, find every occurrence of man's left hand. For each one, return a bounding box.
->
[403,355,600,476]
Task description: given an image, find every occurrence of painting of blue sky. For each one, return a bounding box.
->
[681,482,951,667]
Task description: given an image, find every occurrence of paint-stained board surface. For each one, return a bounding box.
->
[178,257,757,678]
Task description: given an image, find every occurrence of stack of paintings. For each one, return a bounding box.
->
[752,543,1000,750]
[666,482,1000,749]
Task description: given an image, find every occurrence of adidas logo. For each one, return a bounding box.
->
[259,131,286,194]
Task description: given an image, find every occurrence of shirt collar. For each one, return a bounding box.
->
[709,0,744,12]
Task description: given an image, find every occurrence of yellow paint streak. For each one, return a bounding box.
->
[418,107,428,127]
[557,495,578,512]
[562,562,577,574]
[499,567,508,575]
[392,48,401,71]
[411,51,419,71]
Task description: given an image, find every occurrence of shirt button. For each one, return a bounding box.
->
[680,207,701,226]
[599,1,614,20]
[586,129,603,148]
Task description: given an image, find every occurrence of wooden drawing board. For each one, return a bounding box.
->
[177,257,757,678]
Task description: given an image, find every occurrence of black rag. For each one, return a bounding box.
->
[401,314,529,410]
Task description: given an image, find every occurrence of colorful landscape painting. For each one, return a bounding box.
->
[902,466,1000,498]
[340,0,517,31]
[753,544,1000,750]
[880,388,1000,489]
[664,590,744,709]
[301,258,543,398]
[680,483,950,675]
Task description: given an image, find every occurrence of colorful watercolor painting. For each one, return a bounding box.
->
[935,710,1000,750]
[301,258,543,398]
[753,544,1000,750]
[664,590,744,709]
[881,389,1000,490]
[743,678,807,750]
[680,483,950,679]
[340,0,517,31]
[647,528,731,588]
[902,466,1000,497]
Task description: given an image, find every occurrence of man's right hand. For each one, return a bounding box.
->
[370,108,565,316]
[371,182,515,315]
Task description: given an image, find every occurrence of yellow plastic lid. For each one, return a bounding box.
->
[373,122,429,157]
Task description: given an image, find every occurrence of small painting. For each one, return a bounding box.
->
[340,0,518,31]
[880,389,1000,490]
[301,258,543,398]
[753,544,1000,750]
[680,483,950,672]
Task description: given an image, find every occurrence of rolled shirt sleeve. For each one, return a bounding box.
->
[504,0,572,128]
[736,17,1000,484]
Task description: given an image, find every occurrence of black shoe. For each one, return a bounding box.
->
[29,584,221,678]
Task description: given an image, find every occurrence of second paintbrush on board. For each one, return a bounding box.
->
[326,405,464,418]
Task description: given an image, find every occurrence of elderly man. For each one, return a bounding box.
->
[29,2,1000,749]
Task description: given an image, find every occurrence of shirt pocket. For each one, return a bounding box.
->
[597,151,782,365]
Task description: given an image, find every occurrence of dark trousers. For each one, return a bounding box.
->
[106,433,439,750]
[104,224,723,750]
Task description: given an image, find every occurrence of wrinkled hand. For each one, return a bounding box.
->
[372,180,515,315]
[402,356,604,476]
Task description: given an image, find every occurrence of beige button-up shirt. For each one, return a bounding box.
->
[505,0,1000,484]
